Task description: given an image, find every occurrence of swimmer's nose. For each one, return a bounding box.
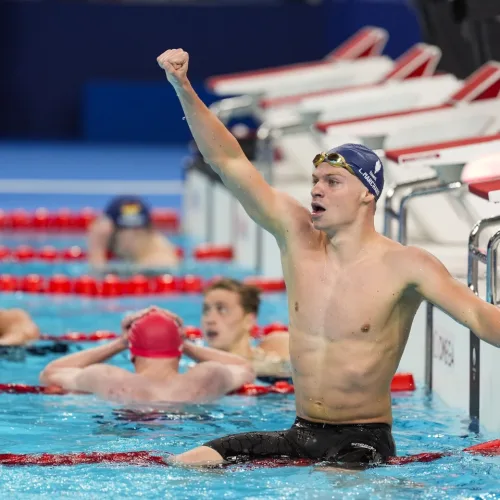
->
[203,310,217,325]
[311,184,324,198]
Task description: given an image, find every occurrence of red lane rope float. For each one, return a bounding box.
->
[40,331,121,342]
[243,277,286,292]
[0,382,295,397]
[0,274,286,295]
[192,244,233,261]
[0,374,415,396]
[36,323,287,343]
[0,244,239,263]
[0,451,167,467]
[0,384,69,395]
[0,274,206,295]
[0,208,179,232]
[37,323,280,342]
[1,439,499,467]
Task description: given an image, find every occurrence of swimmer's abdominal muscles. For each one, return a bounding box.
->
[158,48,305,240]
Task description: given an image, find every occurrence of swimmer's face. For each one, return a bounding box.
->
[310,163,372,230]
[202,289,255,351]
[113,228,149,259]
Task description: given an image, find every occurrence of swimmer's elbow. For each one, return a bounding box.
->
[39,367,55,386]
[234,364,256,387]
[243,365,256,384]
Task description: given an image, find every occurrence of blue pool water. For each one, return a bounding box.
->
[0,238,499,498]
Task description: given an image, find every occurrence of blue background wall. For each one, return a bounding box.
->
[1,0,423,143]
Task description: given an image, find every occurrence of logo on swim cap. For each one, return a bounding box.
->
[120,203,141,217]
[104,196,151,229]
[117,202,148,227]
[374,159,382,175]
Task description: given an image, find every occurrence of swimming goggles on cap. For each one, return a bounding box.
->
[312,151,355,177]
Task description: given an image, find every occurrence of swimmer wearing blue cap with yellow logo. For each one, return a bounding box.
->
[158,48,500,469]
[87,195,179,271]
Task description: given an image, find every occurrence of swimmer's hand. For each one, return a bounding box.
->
[157,48,189,88]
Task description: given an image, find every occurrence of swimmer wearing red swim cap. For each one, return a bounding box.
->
[39,307,254,404]
[87,195,179,271]
[159,47,500,468]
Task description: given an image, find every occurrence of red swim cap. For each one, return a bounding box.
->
[128,311,183,358]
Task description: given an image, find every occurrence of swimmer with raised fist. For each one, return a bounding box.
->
[40,307,254,403]
[158,47,500,468]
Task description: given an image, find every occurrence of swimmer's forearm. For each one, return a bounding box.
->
[174,81,246,168]
[473,304,500,347]
[42,338,127,371]
[183,341,250,366]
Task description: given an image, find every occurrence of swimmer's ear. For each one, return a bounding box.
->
[242,312,257,334]
[361,190,375,206]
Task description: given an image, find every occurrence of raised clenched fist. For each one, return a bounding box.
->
[157,48,189,87]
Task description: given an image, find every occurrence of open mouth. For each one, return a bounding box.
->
[205,330,218,340]
[311,202,326,217]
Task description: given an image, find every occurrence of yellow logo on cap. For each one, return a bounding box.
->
[120,203,141,216]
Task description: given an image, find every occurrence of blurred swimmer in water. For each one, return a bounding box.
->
[87,195,179,271]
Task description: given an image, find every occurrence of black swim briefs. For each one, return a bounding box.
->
[204,416,396,467]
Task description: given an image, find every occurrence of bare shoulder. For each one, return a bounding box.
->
[382,241,450,285]
[273,190,320,246]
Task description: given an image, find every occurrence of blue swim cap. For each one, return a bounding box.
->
[104,195,151,229]
[326,144,384,200]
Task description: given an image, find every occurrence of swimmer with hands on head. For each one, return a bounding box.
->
[157,48,500,468]
[40,307,254,403]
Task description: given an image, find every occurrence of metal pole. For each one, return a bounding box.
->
[382,177,439,240]
[486,229,500,305]
[209,95,256,125]
[397,181,463,245]
[425,301,434,392]
[466,215,500,433]
[383,186,396,240]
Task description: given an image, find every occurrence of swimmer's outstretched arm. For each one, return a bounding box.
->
[405,247,500,347]
[0,309,39,346]
[157,49,309,240]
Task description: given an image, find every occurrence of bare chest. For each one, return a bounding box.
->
[285,256,401,341]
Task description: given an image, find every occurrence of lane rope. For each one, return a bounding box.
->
[0,439,498,467]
